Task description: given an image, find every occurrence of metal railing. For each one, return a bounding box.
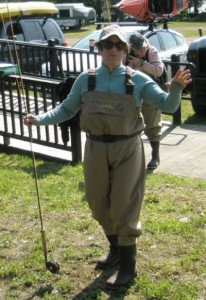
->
[0,75,82,163]
[0,40,195,163]
[0,39,100,78]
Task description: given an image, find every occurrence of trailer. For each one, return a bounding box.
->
[54,3,96,31]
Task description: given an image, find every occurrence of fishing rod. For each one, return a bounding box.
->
[3,0,60,274]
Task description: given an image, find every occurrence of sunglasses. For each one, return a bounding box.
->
[101,40,126,51]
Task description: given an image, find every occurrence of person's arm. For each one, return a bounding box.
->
[129,46,164,77]
[134,69,192,114]
[24,72,88,126]
[140,47,164,77]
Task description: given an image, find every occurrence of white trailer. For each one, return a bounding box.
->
[54,3,96,31]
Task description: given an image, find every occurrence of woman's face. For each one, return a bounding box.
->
[99,35,127,70]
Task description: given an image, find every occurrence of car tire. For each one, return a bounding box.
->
[60,25,65,31]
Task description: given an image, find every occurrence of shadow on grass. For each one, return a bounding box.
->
[71,267,138,300]
[22,160,67,179]
[184,113,206,125]
[0,148,69,179]
[25,267,138,299]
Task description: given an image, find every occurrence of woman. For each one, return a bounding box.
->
[24,24,192,289]
[127,32,165,170]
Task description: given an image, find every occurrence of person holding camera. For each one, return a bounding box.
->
[24,25,191,289]
[127,33,165,170]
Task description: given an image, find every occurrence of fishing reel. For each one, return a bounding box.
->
[46,260,60,274]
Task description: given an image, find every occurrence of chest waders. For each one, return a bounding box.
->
[80,67,146,288]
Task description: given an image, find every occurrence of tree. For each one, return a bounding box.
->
[190,0,204,14]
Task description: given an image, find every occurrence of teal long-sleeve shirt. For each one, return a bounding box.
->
[35,63,183,126]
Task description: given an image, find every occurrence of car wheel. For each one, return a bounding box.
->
[60,25,65,31]
[192,103,206,116]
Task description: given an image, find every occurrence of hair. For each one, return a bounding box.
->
[94,41,103,51]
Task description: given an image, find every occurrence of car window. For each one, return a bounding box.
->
[147,33,162,52]
[22,20,45,41]
[43,20,63,40]
[59,9,71,18]
[158,31,177,50]
[172,33,185,46]
[6,23,25,41]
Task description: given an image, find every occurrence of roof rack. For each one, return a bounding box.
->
[95,20,171,30]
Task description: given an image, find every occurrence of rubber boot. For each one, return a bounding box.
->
[96,235,119,269]
[147,141,160,169]
[106,244,137,289]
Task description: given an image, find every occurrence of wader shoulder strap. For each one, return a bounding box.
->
[88,66,134,94]
[125,66,134,95]
[88,68,96,91]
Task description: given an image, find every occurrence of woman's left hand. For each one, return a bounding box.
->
[128,55,143,68]
[173,69,192,87]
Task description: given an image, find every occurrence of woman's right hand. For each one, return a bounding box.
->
[24,114,37,126]
[172,69,192,88]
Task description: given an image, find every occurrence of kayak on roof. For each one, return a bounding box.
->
[113,0,189,22]
[0,2,58,20]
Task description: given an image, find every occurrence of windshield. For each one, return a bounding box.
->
[72,31,100,50]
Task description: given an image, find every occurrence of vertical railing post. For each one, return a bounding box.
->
[171,54,181,125]
[48,38,64,78]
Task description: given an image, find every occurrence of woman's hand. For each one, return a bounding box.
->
[24,114,37,126]
[128,55,143,68]
[172,69,192,87]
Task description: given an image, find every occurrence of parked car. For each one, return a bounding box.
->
[73,25,188,62]
[0,17,66,45]
[187,35,206,115]
[41,24,189,77]
[0,16,67,73]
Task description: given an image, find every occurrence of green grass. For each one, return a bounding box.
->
[0,151,206,299]
[169,21,206,38]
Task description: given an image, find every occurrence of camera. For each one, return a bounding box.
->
[125,49,135,65]
[129,49,135,56]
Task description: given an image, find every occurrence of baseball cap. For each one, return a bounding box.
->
[98,24,127,44]
[129,33,147,49]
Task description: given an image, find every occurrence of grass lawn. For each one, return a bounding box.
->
[0,152,206,299]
